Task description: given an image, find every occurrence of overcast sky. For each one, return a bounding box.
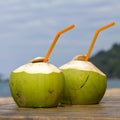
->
[0,0,120,78]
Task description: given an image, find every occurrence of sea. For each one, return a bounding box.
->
[0,79,120,97]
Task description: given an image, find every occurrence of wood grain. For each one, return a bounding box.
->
[0,89,120,120]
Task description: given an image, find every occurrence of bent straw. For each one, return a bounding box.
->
[43,24,75,62]
[85,22,115,61]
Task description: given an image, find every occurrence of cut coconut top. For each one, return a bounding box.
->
[13,57,61,74]
[13,63,61,74]
[60,60,106,76]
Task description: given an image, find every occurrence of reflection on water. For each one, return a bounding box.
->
[0,79,120,97]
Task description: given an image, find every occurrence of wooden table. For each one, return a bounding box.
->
[0,89,120,120]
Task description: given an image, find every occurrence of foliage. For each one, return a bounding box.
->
[90,43,120,79]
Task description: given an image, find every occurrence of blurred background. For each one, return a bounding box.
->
[0,0,120,97]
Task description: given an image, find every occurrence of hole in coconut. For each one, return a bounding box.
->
[30,57,48,63]
[73,55,86,61]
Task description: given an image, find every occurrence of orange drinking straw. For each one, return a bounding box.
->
[85,22,115,61]
[43,24,75,62]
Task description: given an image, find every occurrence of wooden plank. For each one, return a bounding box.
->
[0,89,120,120]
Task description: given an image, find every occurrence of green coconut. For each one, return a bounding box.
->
[60,55,107,105]
[9,57,64,108]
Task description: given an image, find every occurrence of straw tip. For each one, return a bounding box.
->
[68,24,76,29]
[72,24,76,27]
[111,22,116,25]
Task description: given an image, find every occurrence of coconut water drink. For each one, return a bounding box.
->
[9,25,75,107]
[60,22,115,105]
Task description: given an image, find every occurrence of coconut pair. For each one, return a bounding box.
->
[9,22,115,107]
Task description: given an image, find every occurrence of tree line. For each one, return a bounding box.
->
[90,43,120,79]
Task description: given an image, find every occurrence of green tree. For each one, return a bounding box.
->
[90,43,120,79]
